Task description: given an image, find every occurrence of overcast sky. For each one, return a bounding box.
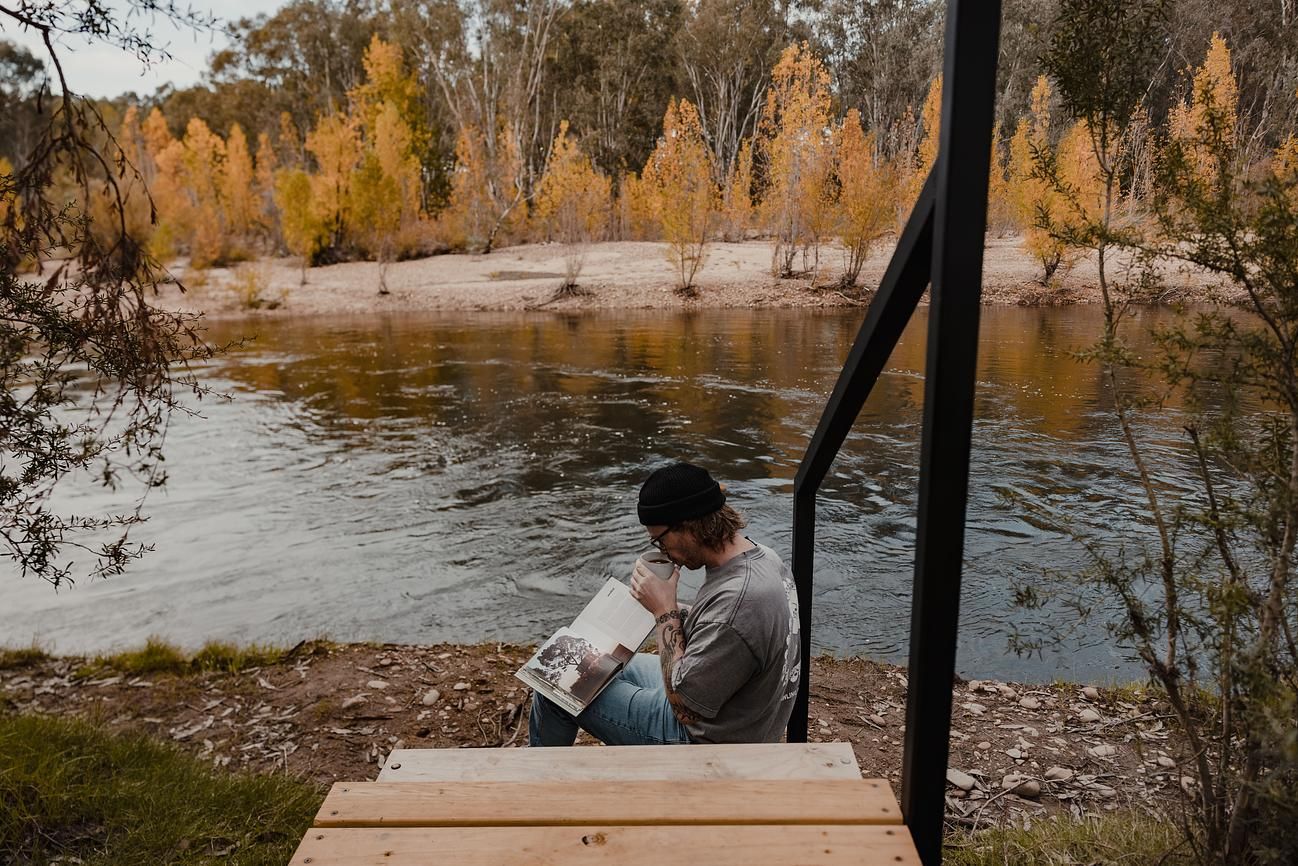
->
[1,1,286,99]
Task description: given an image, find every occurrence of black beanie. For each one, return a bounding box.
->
[638,462,726,526]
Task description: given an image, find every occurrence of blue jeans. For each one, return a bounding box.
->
[528,653,692,746]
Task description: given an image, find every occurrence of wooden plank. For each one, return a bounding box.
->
[290,824,921,866]
[313,779,901,828]
[378,742,861,782]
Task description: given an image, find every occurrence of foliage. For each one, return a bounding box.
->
[1169,32,1240,186]
[229,263,281,311]
[676,0,800,182]
[902,73,942,218]
[834,110,895,289]
[1133,65,1298,863]
[720,137,756,242]
[1019,9,1298,864]
[533,120,612,292]
[0,713,320,864]
[758,42,835,281]
[0,2,221,588]
[985,122,1015,236]
[1006,76,1074,283]
[642,98,716,293]
[221,124,260,249]
[442,121,525,252]
[304,111,362,259]
[545,0,684,181]
[273,167,324,280]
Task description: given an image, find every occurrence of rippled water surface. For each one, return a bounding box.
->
[3,307,1207,680]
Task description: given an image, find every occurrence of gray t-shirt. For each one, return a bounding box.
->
[671,539,801,743]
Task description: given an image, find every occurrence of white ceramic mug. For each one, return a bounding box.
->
[637,553,676,580]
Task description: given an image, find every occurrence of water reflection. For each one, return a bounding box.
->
[2,307,1217,681]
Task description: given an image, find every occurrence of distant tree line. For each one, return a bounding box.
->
[1,0,1295,291]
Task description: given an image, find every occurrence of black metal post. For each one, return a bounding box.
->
[788,173,936,744]
[901,3,1002,865]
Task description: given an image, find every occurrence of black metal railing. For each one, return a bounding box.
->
[786,3,1002,864]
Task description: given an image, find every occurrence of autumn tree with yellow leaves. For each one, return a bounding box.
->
[1169,32,1239,185]
[641,98,716,293]
[534,120,611,292]
[834,109,895,288]
[443,122,524,253]
[720,137,755,242]
[1007,76,1075,283]
[758,42,836,281]
[897,73,942,223]
[347,37,426,291]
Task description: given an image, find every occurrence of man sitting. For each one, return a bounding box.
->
[528,462,802,746]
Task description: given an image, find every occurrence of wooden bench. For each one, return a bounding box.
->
[288,743,921,865]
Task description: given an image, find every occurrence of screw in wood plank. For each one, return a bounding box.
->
[390,762,401,769]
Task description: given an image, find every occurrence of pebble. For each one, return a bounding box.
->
[976,741,991,751]
[1001,774,1041,798]
[453,682,470,691]
[1044,766,1074,781]
[996,685,1018,700]
[1097,786,1118,798]
[962,702,987,715]
[1081,686,1101,701]
[1006,748,1024,760]
[1078,708,1102,723]
[366,679,389,690]
[341,694,367,710]
[1157,756,1176,768]
[946,768,976,791]
[422,689,441,706]
[1088,744,1118,758]
[1018,696,1041,710]
[867,714,886,726]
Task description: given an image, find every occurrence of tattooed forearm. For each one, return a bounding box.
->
[655,610,701,726]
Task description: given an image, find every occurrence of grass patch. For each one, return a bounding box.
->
[944,812,1190,865]
[0,713,322,865]
[75,637,303,679]
[0,642,52,670]
[191,641,290,673]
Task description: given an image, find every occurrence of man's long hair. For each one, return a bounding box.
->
[678,505,747,552]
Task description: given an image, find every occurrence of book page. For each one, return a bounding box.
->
[516,626,625,714]
[571,577,656,651]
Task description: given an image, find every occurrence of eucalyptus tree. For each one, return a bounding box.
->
[545,0,685,182]
[0,40,44,166]
[814,0,943,155]
[206,0,379,136]
[677,0,802,182]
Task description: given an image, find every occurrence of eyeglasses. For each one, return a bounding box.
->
[648,526,674,552]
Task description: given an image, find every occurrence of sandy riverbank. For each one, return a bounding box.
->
[156,237,1234,319]
[1,641,1186,829]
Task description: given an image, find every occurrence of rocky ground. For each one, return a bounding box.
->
[0,642,1189,831]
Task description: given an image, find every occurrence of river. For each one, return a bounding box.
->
[2,306,1206,682]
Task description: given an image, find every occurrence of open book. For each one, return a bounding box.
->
[515,577,657,716]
